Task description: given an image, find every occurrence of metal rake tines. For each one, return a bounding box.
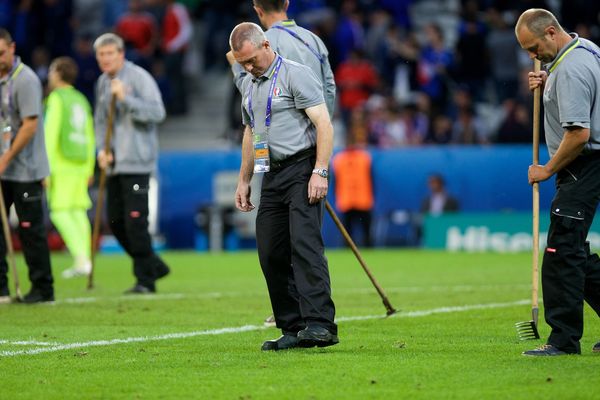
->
[515,320,540,340]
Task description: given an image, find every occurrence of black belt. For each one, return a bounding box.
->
[270,147,316,172]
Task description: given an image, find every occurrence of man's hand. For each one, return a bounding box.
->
[528,164,552,184]
[110,79,126,101]
[235,182,255,212]
[528,71,547,91]
[0,154,9,176]
[226,51,236,67]
[308,174,328,204]
[97,149,114,170]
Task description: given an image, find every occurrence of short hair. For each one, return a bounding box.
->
[429,174,445,186]
[515,8,564,37]
[93,33,124,52]
[0,28,13,44]
[229,22,266,52]
[50,57,78,85]
[253,0,286,12]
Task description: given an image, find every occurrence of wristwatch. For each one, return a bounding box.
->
[312,168,328,178]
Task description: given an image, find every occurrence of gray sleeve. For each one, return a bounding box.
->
[232,63,247,93]
[94,78,107,150]
[291,66,324,110]
[556,63,593,129]
[322,58,336,118]
[240,79,250,126]
[121,69,166,124]
[16,74,41,118]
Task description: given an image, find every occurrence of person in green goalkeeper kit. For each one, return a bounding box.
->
[45,57,95,278]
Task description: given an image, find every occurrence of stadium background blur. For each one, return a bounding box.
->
[1,0,599,251]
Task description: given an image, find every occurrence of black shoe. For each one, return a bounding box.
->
[22,290,55,304]
[124,284,155,294]
[297,326,339,348]
[522,344,569,356]
[593,342,600,353]
[261,334,299,351]
[155,264,170,280]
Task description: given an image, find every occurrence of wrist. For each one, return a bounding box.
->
[312,168,328,178]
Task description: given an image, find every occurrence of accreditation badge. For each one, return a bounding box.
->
[0,118,11,154]
[253,133,270,173]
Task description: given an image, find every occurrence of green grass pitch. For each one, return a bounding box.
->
[1,249,599,399]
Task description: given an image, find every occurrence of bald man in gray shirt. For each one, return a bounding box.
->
[516,8,600,356]
[226,0,337,327]
[231,22,338,351]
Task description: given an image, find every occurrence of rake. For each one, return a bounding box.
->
[88,94,116,290]
[515,59,541,340]
[325,201,397,316]
[0,182,22,302]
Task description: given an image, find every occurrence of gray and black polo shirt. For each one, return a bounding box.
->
[0,57,49,181]
[240,54,325,162]
[543,34,600,156]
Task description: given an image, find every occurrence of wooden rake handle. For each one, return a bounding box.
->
[531,59,541,323]
[0,182,20,299]
[325,200,397,316]
[88,95,116,290]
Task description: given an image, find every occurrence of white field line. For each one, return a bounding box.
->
[0,340,63,346]
[0,299,529,358]
[52,284,531,305]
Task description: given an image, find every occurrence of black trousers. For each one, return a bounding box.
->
[543,153,600,353]
[0,180,53,296]
[343,209,373,247]
[256,157,337,335]
[106,174,169,290]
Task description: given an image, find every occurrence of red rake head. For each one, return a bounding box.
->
[515,320,540,340]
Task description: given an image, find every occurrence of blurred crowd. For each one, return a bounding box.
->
[1,0,600,146]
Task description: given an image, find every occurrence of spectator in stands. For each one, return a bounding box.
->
[115,0,158,71]
[335,48,379,124]
[451,106,489,144]
[486,8,521,104]
[332,128,374,247]
[416,23,453,114]
[160,0,193,115]
[425,114,452,144]
[454,0,488,101]
[333,0,365,64]
[72,34,101,106]
[73,0,106,40]
[420,174,459,216]
[496,99,532,143]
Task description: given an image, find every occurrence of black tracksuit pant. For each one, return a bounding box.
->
[106,174,169,290]
[543,153,600,353]
[256,157,337,335]
[0,180,53,297]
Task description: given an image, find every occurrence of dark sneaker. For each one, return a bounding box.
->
[124,284,155,294]
[522,344,569,356]
[593,342,600,353]
[155,263,170,280]
[297,326,339,348]
[261,334,298,351]
[22,290,55,304]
